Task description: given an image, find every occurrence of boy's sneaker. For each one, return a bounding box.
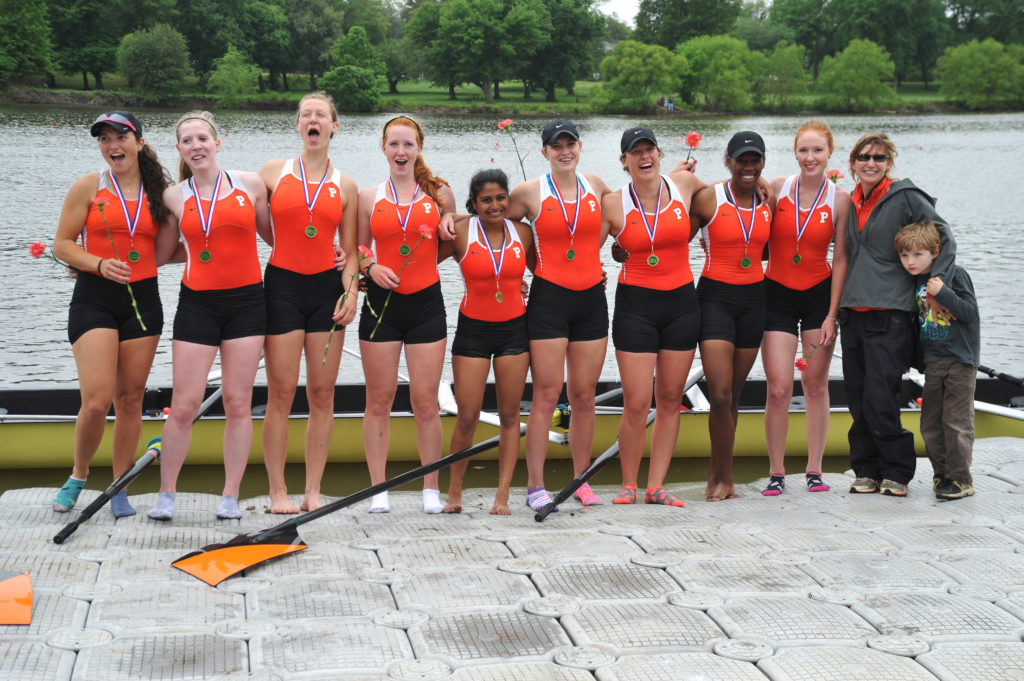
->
[880,479,908,496]
[849,477,879,494]
[933,476,943,491]
[936,479,975,500]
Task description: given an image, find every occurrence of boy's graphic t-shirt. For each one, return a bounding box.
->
[915,283,951,341]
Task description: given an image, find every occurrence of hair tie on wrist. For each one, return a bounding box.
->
[97,258,105,276]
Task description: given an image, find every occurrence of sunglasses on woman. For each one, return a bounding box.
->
[854,153,889,162]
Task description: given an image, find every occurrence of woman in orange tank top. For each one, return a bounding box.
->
[689,131,774,502]
[50,111,177,519]
[346,115,456,514]
[760,121,851,497]
[437,169,534,515]
[603,127,706,508]
[148,110,272,522]
[258,93,359,515]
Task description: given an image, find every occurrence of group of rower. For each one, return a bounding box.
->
[49,101,953,520]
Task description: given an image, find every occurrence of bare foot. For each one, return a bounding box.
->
[300,493,323,512]
[706,483,738,502]
[490,502,511,515]
[443,489,462,513]
[269,493,299,514]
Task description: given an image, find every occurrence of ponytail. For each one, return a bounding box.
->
[138,144,172,225]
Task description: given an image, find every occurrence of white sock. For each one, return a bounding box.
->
[147,492,176,520]
[423,488,443,514]
[369,491,390,513]
[216,494,242,519]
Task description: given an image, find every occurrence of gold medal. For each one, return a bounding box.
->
[647,253,659,266]
[566,248,576,261]
[305,225,317,238]
[495,290,504,303]
[399,244,411,256]
[128,249,141,263]
[740,256,752,269]
[200,249,212,263]
[792,253,802,265]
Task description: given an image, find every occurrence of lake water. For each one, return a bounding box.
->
[2,107,1022,388]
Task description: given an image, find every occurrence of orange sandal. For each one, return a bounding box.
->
[612,484,637,504]
[645,486,685,507]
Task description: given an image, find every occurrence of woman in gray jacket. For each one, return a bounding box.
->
[840,132,956,497]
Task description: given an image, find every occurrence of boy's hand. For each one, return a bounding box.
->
[926,277,944,296]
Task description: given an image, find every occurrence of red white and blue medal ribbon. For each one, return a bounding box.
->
[299,156,331,238]
[475,217,508,303]
[792,176,827,264]
[629,179,663,266]
[189,170,223,263]
[547,173,583,260]
[107,170,145,262]
[388,178,420,256]
[725,180,758,268]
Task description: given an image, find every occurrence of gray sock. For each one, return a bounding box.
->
[216,494,242,519]
[110,490,136,518]
[148,492,175,521]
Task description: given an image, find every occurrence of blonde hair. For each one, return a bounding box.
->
[382,115,448,209]
[794,120,835,154]
[894,219,940,254]
[296,91,338,125]
[174,110,219,181]
[849,132,898,183]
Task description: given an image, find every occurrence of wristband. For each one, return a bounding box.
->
[97,258,105,276]
[825,316,838,322]
[366,262,375,277]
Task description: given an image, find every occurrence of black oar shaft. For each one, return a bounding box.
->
[979,365,1024,388]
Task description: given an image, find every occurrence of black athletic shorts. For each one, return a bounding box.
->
[764,276,831,336]
[358,280,446,344]
[696,277,765,349]
[526,277,608,342]
[452,312,528,358]
[68,273,162,344]
[265,263,344,335]
[612,282,700,353]
[173,282,266,346]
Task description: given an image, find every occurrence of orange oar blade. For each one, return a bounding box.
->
[0,571,32,625]
[173,542,308,586]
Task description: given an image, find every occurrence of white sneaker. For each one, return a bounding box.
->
[369,491,390,513]
[423,488,443,514]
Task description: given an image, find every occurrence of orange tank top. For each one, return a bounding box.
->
[766,175,835,290]
[179,170,262,290]
[268,158,343,274]
[458,218,527,322]
[699,182,772,285]
[531,173,602,290]
[82,170,160,282]
[615,175,694,290]
[370,181,440,294]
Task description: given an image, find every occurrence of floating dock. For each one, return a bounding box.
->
[3,437,1024,679]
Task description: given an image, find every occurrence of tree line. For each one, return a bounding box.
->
[1,0,1021,112]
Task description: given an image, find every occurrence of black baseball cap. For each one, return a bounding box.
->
[91,111,143,137]
[541,119,580,146]
[727,131,765,158]
[620,126,658,153]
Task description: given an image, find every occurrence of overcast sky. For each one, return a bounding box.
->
[599,0,639,25]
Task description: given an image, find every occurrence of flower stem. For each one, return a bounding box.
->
[369,234,426,339]
[96,202,146,332]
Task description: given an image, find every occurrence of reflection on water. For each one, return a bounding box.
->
[2,108,1022,387]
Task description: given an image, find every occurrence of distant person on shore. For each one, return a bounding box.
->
[259,92,359,514]
[760,121,850,496]
[840,132,956,497]
[603,126,706,507]
[689,131,773,501]
[148,110,272,521]
[667,96,674,113]
[348,115,456,514]
[894,219,978,500]
[439,169,533,515]
[51,111,176,519]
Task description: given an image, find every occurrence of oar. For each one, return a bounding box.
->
[535,365,705,522]
[978,365,1024,388]
[0,570,32,625]
[173,430,515,586]
[53,383,227,544]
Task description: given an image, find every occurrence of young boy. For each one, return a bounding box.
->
[894,220,980,500]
